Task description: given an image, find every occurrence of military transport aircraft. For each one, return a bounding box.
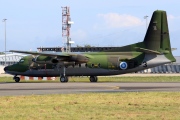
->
[4,10,176,83]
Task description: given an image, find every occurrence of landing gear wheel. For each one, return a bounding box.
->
[90,76,98,82]
[60,76,68,83]
[14,77,20,83]
[59,66,68,83]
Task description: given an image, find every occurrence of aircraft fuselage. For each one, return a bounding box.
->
[4,53,171,77]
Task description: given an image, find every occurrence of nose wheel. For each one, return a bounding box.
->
[89,76,98,82]
[13,76,20,83]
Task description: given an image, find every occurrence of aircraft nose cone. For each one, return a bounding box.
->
[4,66,8,72]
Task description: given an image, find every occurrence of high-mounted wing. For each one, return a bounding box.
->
[10,50,70,57]
[10,50,89,63]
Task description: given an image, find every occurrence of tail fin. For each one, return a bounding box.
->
[143,10,176,62]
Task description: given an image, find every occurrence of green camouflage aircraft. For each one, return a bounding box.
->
[4,10,176,83]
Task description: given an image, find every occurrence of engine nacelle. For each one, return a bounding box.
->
[31,56,52,64]
[119,62,128,70]
[70,55,89,63]
[51,59,75,66]
[51,59,59,64]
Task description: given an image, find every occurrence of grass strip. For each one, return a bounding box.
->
[0,92,180,120]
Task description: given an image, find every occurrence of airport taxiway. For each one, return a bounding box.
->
[0,82,180,96]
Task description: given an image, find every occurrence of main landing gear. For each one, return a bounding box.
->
[59,66,98,83]
[13,75,20,83]
[89,76,98,82]
[59,66,68,83]
[60,76,68,83]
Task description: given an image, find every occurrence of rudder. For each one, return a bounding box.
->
[143,10,175,62]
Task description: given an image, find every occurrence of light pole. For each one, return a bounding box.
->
[2,19,7,66]
[144,15,148,30]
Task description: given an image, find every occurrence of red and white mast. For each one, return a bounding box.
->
[62,6,74,52]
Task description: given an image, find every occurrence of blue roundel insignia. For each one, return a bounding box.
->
[120,62,128,70]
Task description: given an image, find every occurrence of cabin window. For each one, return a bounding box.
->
[19,59,24,63]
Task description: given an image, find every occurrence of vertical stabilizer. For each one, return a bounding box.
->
[143,10,175,62]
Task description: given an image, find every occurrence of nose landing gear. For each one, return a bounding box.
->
[13,75,20,83]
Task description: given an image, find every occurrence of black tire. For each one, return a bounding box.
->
[60,76,68,83]
[90,76,98,82]
[14,77,20,83]
[60,76,65,83]
[94,76,98,82]
[65,77,68,82]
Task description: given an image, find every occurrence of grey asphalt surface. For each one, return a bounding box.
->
[0,82,180,96]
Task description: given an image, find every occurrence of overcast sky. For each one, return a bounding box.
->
[0,0,180,55]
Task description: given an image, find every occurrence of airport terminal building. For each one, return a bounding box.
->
[0,53,25,65]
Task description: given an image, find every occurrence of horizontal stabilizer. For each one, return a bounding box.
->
[134,47,168,54]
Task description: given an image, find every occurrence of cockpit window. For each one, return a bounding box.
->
[19,59,25,63]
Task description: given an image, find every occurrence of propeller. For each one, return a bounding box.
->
[29,55,39,69]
